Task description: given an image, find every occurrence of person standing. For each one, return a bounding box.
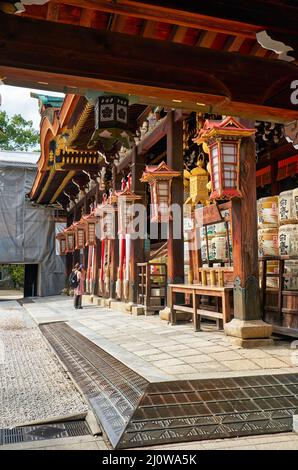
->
[74,264,86,309]
[69,263,80,308]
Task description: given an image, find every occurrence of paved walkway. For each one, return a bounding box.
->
[24,295,298,382]
[18,296,298,450]
[142,432,298,450]
[0,289,23,301]
[0,300,88,428]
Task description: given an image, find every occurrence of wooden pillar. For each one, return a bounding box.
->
[129,147,146,303]
[189,227,202,283]
[230,136,260,320]
[225,129,272,345]
[66,213,73,276]
[167,111,184,289]
[270,159,280,196]
[83,195,88,268]
[94,181,101,297]
[110,165,120,299]
[73,205,80,266]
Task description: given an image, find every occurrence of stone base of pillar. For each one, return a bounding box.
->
[159,307,170,321]
[224,318,273,348]
[159,307,192,322]
[227,337,274,348]
[131,305,145,315]
[96,297,106,307]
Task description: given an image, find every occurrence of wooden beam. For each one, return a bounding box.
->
[141,19,157,38]
[50,171,76,204]
[1,12,298,122]
[79,8,94,28]
[46,2,60,21]
[251,42,270,57]
[196,30,217,48]
[171,25,187,43]
[225,35,246,52]
[49,0,298,37]
[109,13,127,32]
[37,167,56,203]
[257,143,297,170]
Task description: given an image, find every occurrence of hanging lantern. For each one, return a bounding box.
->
[74,221,85,250]
[64,225,75,253]
[140,161,180,222]
[82,211,97,246]
[56,232,67,255]
[90,95,134,151]
[95,193,116,240]
[184,157,209,206]
[116,187,141,235]
[194,116,255,200]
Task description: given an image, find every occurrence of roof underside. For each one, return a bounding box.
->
[21,1,278,60]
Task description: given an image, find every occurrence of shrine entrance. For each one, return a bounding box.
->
[24,264,38,298]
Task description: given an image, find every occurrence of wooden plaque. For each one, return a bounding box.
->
[196,204,222,225]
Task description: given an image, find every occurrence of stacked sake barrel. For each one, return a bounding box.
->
[278,190,298,255]
[200,221,231,265]
[278,190,298,290]
[258,191,298,290]
[257,196,279,289]
[257,196,279,256]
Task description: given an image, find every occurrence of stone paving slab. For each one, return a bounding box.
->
[141,433,298,450]
[23,296,298,382]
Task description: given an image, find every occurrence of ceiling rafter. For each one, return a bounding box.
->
[46,0,298,36]
[1,12,298,122]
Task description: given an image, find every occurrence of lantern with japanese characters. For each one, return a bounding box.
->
[116,187,141,235]
[74,221,85,250]
[56,232,67,255]
[90,95,134,150]
[141,161,180,222]
[194,116,255,200]
[82,212,97,246]
[65,225,75,253]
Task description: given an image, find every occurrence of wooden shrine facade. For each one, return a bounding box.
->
[28,83,298,344]
[8,0,297,341]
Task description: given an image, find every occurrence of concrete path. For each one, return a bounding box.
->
[24,295,298,382]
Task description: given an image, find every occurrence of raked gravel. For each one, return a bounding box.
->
[0,301,88,428]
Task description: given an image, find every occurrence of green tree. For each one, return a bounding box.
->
[0,111,39,151]
[7,265,25,289]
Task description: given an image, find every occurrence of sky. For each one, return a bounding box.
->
[0,85,64,130]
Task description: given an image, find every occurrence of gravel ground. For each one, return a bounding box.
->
[0,301,88,428]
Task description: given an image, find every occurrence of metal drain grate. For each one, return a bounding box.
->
[121,374,298,448]
[0,420,90,446]
[40,322,148,448]
[40,322,298,449]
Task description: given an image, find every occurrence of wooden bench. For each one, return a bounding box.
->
[168,284,233,331]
